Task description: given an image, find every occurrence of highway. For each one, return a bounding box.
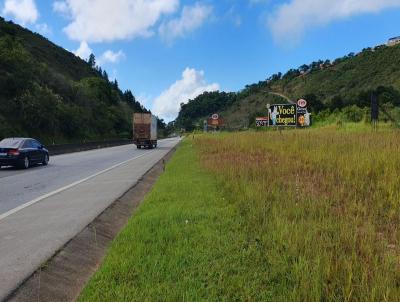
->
[0,138,180,301]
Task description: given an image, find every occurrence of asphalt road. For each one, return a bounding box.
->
[0,138,180,301]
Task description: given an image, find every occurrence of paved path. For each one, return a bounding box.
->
[0,138,180,300]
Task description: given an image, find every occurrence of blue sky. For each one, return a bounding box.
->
[2,0,400,121]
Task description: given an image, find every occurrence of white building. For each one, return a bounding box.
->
[387,36,400,46]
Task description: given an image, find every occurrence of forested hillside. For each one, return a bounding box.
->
[0,17,149,143]
[176,43,400,129]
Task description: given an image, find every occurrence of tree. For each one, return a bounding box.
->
[299,64,309,73]
[102,70,109,81]
[330,95,344,110]
[88,53,96,69]
[304,94,325,113]
[123,90,135,103]
[112,79,119,90]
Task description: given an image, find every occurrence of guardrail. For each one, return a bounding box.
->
[46,139,134,155]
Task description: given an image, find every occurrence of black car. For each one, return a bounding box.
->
[0,138,49,169]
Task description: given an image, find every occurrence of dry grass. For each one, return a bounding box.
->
[194,129,400,301]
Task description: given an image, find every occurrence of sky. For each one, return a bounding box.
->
[2,0,400,121]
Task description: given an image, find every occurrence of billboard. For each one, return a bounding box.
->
[207,113,224,128]
[257,101,311,127]
[296,99,310,127]
[269,104,297,126]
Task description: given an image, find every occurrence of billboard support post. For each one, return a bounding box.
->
[371,93,379,131]
[266,103,271,129]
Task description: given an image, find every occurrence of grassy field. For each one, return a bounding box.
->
[79,140,259,301]
[80,129,400,301]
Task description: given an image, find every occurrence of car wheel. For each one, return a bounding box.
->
[19,156,30,169]
[42,154,49,165]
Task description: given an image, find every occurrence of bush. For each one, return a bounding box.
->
[342,105,365,122]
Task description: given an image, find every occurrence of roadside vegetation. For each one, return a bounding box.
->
[79,140,256,301]
[0,18,172,143]
[195,130,400,301]
[80,128,400,301]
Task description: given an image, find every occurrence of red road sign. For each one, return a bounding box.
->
[211,113,219,120]
[297,99,307,108]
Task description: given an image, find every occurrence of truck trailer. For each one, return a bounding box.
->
[133,113,158,149]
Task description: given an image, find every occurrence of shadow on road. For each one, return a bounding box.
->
[0,165,50,179]
[0,164,48,171]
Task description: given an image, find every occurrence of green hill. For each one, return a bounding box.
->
[176,44,400,130]
[0,17,149,143]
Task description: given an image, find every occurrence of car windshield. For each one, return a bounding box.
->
[0,138,23,148]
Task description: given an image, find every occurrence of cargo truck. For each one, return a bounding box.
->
[133,113,158,149]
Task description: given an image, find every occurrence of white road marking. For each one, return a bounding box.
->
[0,150,157,222]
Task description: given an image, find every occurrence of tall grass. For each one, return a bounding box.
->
[194,129,400,301]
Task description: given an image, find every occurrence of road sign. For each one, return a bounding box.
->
[207,114,224,128]
[256,117,269,127]
[297,99,307,108]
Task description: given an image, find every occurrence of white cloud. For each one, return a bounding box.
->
[159,3,212,43]
[98,50,126,65]
[52,0,69,15]
[53,0,179,43]
[2,0,39,25]
[152,68,219,121]
[74,41,92,60]
[268,0,400,45]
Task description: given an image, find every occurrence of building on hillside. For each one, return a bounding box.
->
[387,36,400,46]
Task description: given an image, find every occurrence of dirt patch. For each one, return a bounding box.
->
[6,148,177,302]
